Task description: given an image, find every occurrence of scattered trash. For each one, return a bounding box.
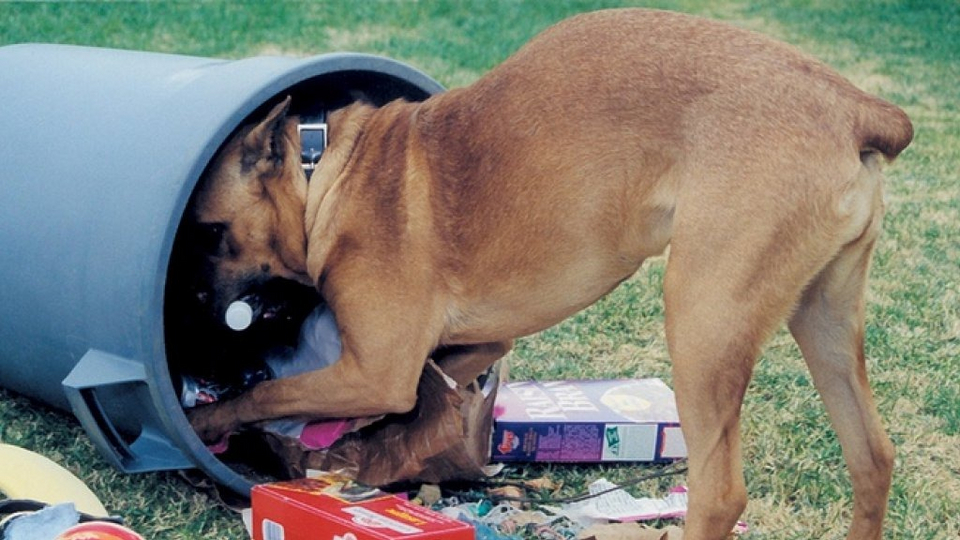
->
[0,501,142,540]
[419,466,747,539]
[436,498,570,540]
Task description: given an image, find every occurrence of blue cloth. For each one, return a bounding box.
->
[4,502,79,540]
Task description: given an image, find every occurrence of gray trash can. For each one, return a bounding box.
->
[0,44,443,495]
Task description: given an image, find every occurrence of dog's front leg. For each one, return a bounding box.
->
[188,342,435,444]
[434,341,513,387]
[189,289,444,444]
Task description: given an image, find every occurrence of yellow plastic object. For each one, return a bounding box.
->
[0,444,108,517]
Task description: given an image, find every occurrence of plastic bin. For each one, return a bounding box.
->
[0,44,443,495]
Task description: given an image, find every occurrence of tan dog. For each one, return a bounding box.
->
[188,8,912,539]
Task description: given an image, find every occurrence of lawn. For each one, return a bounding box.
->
[1,1,957,539]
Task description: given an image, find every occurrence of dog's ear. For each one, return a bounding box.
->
[241,96,292,172]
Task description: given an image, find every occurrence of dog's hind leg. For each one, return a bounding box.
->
[663,241,800,538]
[788,164,892,540]
[661,161,870,539]
[665,148,892,538]
[663,251,773,540]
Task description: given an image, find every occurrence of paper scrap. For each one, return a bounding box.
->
[570,479,688,522]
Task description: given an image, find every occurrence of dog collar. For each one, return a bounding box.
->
[298,111,328,175]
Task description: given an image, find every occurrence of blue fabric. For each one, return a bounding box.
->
[4,503,79,540]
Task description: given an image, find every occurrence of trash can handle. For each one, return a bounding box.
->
[62,349,193,473]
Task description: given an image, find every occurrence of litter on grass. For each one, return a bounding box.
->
[432,478,692,539]
[429,476,747,539]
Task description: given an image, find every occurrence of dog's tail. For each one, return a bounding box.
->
[855,95,913,162]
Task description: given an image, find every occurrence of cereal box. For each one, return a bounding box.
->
[491,378,687,463]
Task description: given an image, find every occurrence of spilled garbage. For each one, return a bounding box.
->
[241,469,703,540]
[164,272,709,539]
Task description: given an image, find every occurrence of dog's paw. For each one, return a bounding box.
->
[186,405,238,446]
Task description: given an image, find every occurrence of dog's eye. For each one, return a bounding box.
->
[195,222,228,253]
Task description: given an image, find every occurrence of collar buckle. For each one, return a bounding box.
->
[298,116,328,174]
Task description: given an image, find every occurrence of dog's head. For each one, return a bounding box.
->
[189,97,312,319]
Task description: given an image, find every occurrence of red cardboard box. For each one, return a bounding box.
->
[492,378,687,463]
[251,477,473,540]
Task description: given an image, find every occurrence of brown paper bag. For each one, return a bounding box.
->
[263,359,500,486]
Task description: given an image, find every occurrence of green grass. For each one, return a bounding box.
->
[1,1,958,538]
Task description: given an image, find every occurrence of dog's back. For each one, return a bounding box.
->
[437,8,912,167]
[408,8,911,342]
